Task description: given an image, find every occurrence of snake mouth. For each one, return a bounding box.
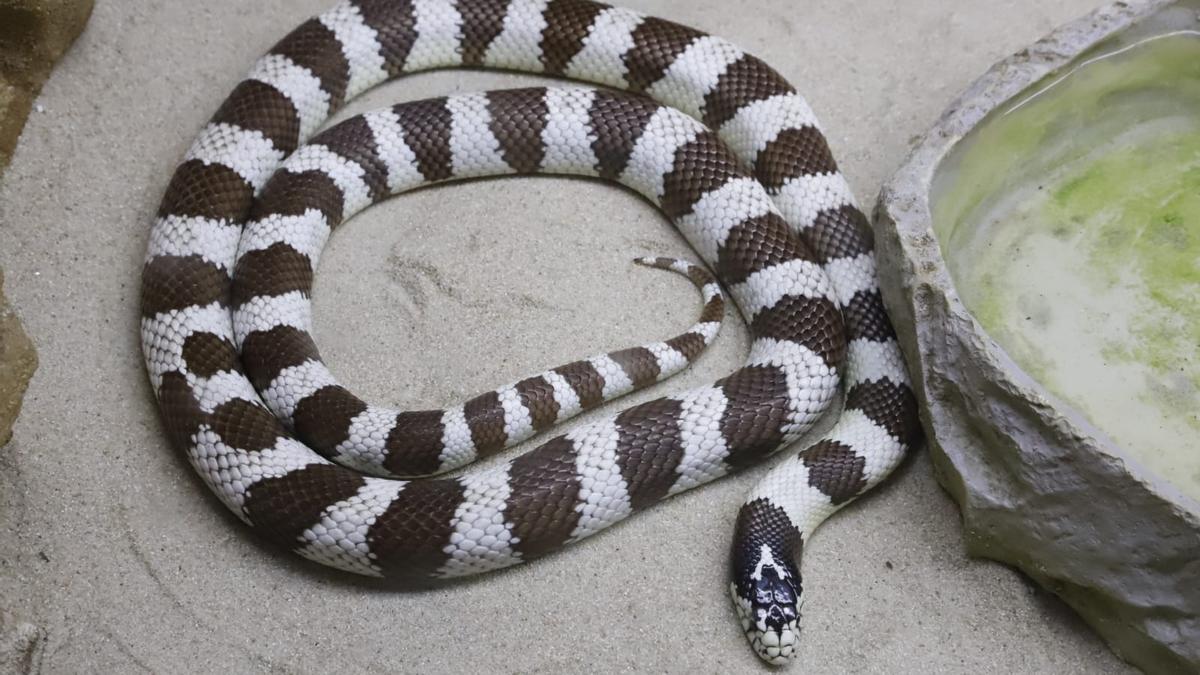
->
[748,622,800,665]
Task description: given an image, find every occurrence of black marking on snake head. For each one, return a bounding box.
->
[747,544,801,633]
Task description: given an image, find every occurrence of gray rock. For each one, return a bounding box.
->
[873,1,1200,672]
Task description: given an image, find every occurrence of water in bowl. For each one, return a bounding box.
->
[932,31,1200,499]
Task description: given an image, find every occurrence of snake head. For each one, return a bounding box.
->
[730,543,802,665]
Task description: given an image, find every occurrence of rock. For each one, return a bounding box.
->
[0,0,95,172]
[873,1,1200,673]
[0,269,36,447]
[0,0,90,444]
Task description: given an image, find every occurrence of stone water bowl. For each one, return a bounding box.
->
[873,1,1199,671]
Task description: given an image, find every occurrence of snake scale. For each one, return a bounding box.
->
[140,0,921,664]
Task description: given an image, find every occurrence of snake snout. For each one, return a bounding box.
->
[757,624,799,666]
[751,577,801,664]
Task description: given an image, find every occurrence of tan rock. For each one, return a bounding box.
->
[0,0,90,444]
[0,0,94,172]
[0,270,36,447]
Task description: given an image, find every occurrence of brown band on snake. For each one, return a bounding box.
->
[800,203,874,264]
[384,410,448,476]
[369,478,468,578]
[623,17,704,93]
[181,333,240,379]
[156,371,210,451]
[211,399,288,453]
[748,295,847,367]
[239,325,322,391]
[157,160,254,222]
[683,263,716,286]
[588,90,657,180]
[211,80,302,155]
[552,360,607,409]
[801,440,868,506]
[231,243,315,307]
[270,18,352,108]
[840,289,897,343]
[352,0,419,75]
[698,296,725,325]
[513,376,562,432]
[141,255,230,317]
[293,385,368,456]
[464,390,510,455]
[318,117,392,201]
[715,212,814,286]
[507,436,584,558]
[459,0,513,66]
[608,347,661,388]
[665,331,706,361]
[243,463,368,548]
[615,398,686,510]
[733,498,802,555]
[702,55,795,130]
[539,0,607,75]
[719,365,791,469]
[845,380,922,446]
[753,126,840,191]
[487,88,550,174]
[253,169,345,222]
[397,97,455,182]
[660,132,743,220]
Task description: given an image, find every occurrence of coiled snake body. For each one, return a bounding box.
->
[140,0,920,665]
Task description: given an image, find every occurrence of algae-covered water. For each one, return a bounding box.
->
[932,32,1200,500]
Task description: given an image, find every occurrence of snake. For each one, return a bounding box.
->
[140,0,921,665]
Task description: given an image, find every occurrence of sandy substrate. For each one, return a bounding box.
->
[0,0,1133,672]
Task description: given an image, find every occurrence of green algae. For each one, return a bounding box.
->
[930,32,1200,499]
[1053,127,1200,425]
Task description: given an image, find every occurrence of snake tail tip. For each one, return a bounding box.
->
[633,255,680,270]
